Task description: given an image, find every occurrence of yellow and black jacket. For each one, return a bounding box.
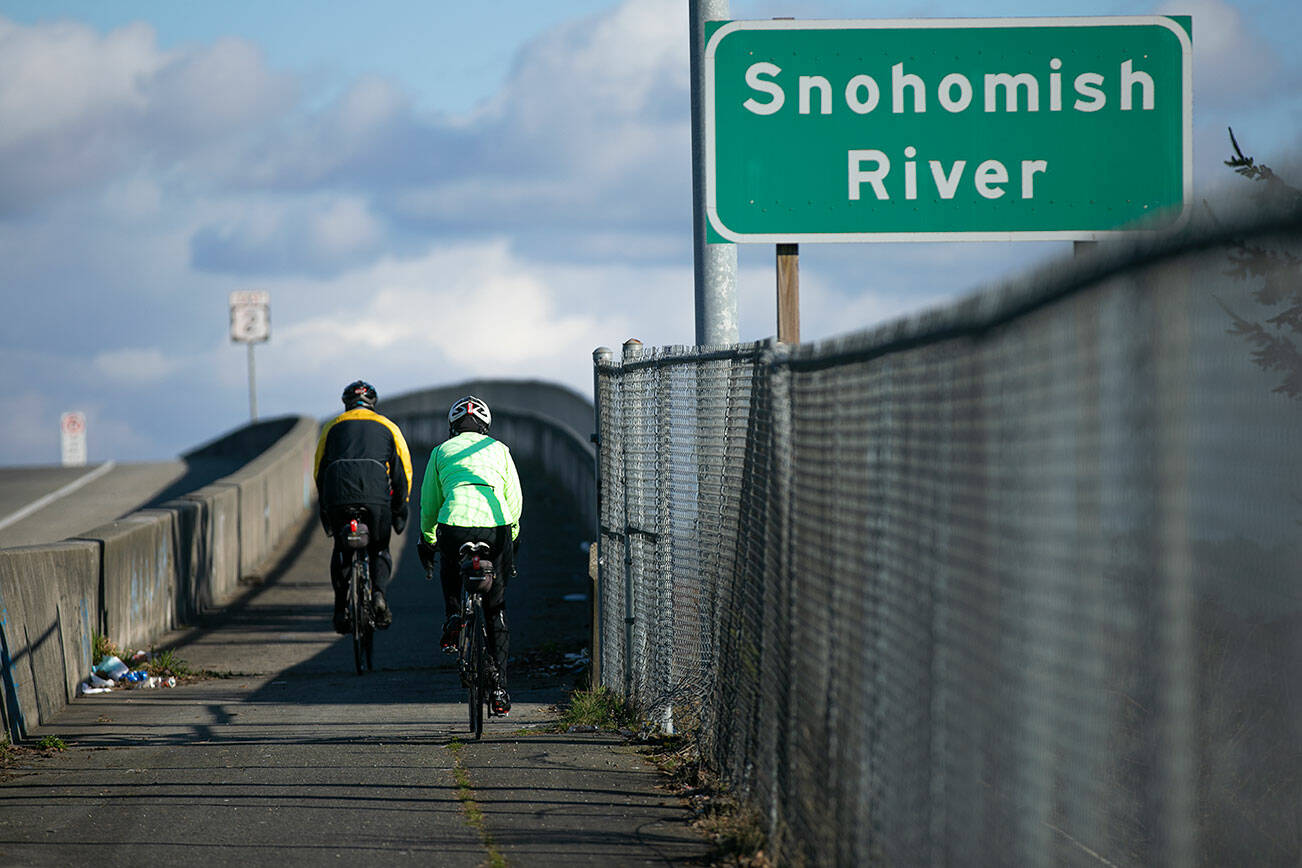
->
[313,408,413,531]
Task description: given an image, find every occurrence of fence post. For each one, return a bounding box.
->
[591,347,613,690]
[621,339,644,700]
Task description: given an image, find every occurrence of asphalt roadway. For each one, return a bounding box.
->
[0,456,713,866]
[0,457,249,549]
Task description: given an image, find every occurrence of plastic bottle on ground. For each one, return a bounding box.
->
[94,656,129,680]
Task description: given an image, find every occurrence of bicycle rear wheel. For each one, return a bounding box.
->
[467,600,485,739]
[360,558,374,672]
[350,554,371,675]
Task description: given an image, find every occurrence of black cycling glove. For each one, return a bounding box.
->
[417,540,438,574]
[392,506,407,535]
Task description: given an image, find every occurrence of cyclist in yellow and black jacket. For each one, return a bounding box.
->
[314,380,413,633]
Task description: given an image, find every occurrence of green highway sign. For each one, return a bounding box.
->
[705,17,1192,242]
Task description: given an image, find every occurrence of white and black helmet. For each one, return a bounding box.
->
[449,395,492,431]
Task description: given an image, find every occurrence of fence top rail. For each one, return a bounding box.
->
[597,202,1302,376]
[596,342,768,374]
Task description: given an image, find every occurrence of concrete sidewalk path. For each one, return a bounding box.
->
[0,461,712,866]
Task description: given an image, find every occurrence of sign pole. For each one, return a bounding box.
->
[777,243,799,343]
[691,0,737,346]
[230,290,270,423]
[247,342,258,422]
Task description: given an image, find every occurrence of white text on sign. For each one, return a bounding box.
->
[743,58,1157,204]
[742,59,1157,117]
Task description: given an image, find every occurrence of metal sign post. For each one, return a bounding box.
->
[229,290,270,421]
[691,0,738,347]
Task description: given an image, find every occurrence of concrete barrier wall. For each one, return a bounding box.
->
[0,414,317,742]
[181,483,241,608]
[223,416,317,575]
[0,542,99,741]
[80,513,179,652]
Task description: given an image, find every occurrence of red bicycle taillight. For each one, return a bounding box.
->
[349,519,358,533]
[471,555,481,570]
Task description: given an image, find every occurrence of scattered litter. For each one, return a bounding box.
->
[82,665,179,694]
[562,593,586,603]
[93,655,128,681]
[129,650,149,665]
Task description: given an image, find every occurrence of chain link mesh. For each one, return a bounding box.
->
[594,211,1302,866]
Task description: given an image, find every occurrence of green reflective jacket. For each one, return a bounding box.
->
[419,432,522,545]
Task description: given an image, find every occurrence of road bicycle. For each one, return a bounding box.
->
[337,507,375,675]
[456,541,501,739]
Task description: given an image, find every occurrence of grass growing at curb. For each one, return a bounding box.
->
[146,649,193,678]
[92,632,123,665]
[37,735,66,752]
[446,740,508,868]
[554,686,644,732]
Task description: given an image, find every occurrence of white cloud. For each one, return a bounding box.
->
[1157,0,1286,107]
[190,194,387,275]
[93,347,185,383]
[0,17,159,150]
[147,36,294,136]
[0,16,294,214]
[267,239,614,373]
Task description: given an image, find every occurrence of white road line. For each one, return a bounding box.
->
[0,461,118,532]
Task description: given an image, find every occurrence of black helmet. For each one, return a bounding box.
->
[449,395,491,432]
[342,380,377,410]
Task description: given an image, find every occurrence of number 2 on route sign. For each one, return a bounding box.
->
[229,290,271,343]
[705,17,1192,242]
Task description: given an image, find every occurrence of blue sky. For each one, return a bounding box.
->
[0,0,1298,464]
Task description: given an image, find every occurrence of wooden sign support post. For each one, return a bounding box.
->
[777,243,799,344]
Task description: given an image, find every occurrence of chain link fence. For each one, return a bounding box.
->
[593,205,1302,866]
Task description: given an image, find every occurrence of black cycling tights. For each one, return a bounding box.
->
[436,524,514,687]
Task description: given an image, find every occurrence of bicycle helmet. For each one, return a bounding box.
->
[342,380,377,410]
[449,395,492,432]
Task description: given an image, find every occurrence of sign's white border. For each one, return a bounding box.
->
[704,17,1193,243]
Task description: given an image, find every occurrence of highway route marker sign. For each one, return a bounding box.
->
[229,290,271,343]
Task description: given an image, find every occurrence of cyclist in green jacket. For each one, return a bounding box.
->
[417,395,522,714]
